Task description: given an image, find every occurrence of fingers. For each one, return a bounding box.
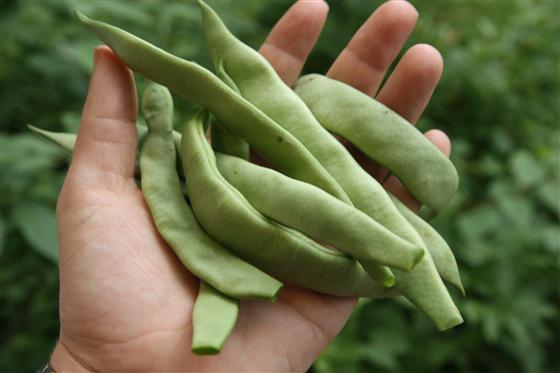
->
[425,129,451,157]
[67,46,138,189]
[259,0,329,86]
[327,0,418,96]
[376,44,443,123]
[384,129,451,212]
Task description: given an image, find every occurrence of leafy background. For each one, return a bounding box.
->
[0,0,558,371]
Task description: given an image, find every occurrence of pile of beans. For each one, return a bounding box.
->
[30,0,464,355]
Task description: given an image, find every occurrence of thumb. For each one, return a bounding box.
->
[64,45,138,197]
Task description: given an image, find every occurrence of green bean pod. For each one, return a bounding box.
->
[390,195,465,296]
[179,110,395,298]
[198,0,427,283]
[293,74,459,214]
[216,153,424,280]
[393,256,463,330]
[76,11,351,204]
[29,122,462,328]
[192,282,239,355]
[27,125,80,152]
[195,2,462,326]
[140,81,282,300]
[213,152,463,329]
[27,124,182,154]
[28,123,183,180]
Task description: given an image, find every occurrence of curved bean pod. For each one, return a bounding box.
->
[28,123,183,180]
[195,1,463,324]
[213,152,463,329]
[393,255,463,330]
[216,153,424,278]
[180,110,395,298]
[191,282,239,355]
[198,0,425,282]
[76,11,351,204]
[140,81,282,300]
[27,124,182,154]
[35,120,462,325]
[27,125,79,152]
[390,195,465,296]
[29,121,461,327]
[293,74,459,214]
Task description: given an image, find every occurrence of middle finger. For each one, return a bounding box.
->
[326,0,418,96]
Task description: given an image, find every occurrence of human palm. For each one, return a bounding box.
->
[51,1,450,371]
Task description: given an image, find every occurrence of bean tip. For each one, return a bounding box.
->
[412,247,425,268]
[437,314,464,331]
[196,0,207,11]
[191,345,220,355]
[418,205,437,221]
[383,276,396,288]
[27,124,46,136]
[74,10,89,24]
[268,283,284,303]
[456,282,466,297]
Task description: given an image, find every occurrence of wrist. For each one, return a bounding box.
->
[50,341,92,373]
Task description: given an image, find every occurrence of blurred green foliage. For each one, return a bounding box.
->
[0,0,558,372]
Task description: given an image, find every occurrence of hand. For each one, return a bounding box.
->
[51,1,448,371]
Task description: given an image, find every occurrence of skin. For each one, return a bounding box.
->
[51,1,451,371]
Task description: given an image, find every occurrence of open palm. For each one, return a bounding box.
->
[51,1,450,371]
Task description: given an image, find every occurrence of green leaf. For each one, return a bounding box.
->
[457,205,502,241]
[541,226,560,253]
[510,150,545,188]
[0,133,63,174]
[0,214,6,256]
[537,179,560,215]
[12,202,58,263]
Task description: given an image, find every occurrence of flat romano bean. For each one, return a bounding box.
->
[197,1,465,328]
[393,254,463,331]
[191,282,239,355]
[76,11,351,204]
[30,120,460,326]
[293,74,459,215]
[28,125,79,152]
[198,0,426,284]
[140,81,282,300]
[197,2,462,326]
[28,123,183,180]
[180,110,396,298]
[27,124,182,154]
[214,152,463,329]
[216,153,424,281]
[390,194,465,296]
